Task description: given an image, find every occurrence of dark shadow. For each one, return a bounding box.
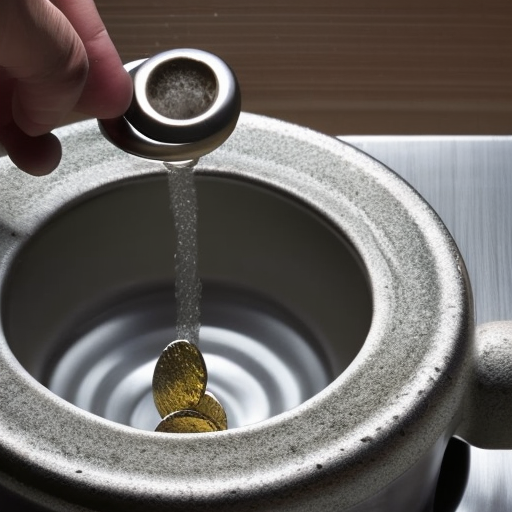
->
[433,438,471,512]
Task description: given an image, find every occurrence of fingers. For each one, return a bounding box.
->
[51,0,133,119]
[0,0,85,174]
[1,0,88,137]
[0,122,62,176]
[0,51,63,175]
[0,0,132,175]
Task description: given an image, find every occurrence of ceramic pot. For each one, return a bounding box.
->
[0,114,510,511]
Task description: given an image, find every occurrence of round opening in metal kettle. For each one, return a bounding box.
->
[1,174,372,431]
[146,58,218,120]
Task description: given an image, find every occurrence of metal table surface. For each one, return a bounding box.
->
[343,135,512,512]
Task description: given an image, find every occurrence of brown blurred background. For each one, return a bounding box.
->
[92,0,511,135]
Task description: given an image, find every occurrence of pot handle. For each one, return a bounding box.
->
[456,321,512,448]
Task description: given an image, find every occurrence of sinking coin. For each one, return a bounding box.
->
[195,391,228,431]
[156,409,220,434]
[152,340,207,418]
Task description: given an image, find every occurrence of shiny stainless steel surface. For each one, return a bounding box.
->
[343,135,512,512]
[99,49,241,162]
[47,286,332,431]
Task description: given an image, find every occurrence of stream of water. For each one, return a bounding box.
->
[165,160,202,345]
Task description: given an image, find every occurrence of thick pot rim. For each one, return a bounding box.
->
[0,113,472,511]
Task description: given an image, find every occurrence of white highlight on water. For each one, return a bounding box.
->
[165,160,202,345]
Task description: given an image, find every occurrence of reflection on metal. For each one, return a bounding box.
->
[153,340,227,433]
[99,49,241,162]
[343,135,512,512]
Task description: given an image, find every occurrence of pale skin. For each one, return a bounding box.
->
[0,0,133,175]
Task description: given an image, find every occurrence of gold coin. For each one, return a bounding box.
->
[152,340,207,418]
[195,391,228,431]
[156,410,220,434]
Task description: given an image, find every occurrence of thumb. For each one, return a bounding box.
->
[0,0,88,136]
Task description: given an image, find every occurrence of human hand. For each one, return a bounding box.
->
[0,0,133,176]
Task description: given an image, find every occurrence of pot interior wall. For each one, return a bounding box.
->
[2,174,372,429]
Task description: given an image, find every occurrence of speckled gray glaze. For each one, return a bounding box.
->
[459,321,512,449]
[0,114,509,511]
